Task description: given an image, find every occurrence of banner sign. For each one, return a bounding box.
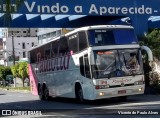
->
[0,0,160,16]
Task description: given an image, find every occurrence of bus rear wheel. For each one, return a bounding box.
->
[38,85,44,100]
[44,85,50,100]
[76,87,84,103]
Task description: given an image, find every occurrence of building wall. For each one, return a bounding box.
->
[2,28,37,38]
[3,37,38,66]
[37,28,62,44]
[1,28,38,66]
[8,28,37,37]
[37,28,73,44]
[0,38,3,65]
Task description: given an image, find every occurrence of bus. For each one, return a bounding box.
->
[28,25,147,102]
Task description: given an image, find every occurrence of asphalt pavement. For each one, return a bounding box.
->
[0,90,160,118]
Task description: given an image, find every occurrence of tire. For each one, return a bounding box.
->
[44,85,50,100]
[38,85,45,100]
[76,86,84,103]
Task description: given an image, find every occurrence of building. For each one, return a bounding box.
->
[2,28,38,66]
[0,38,4,65]
[2,28,38,38]
[37,28,73,44]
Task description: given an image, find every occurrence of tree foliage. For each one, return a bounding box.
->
[19,62,28,87]
[140,29,160,60]
[11,62,28,87]
[11,63,20,78]
[0,66,12,81]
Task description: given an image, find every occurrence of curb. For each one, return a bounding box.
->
[0,88,31,93]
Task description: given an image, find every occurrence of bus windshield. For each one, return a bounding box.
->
[92,49,143,79]
[88,29,138,46]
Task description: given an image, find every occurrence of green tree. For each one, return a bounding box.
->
[11,62,28,87]
[140,29,160,60]
[5,66,12,77]
[0,66,5,80]
[11,63,20,78]
[0,66,12,81]
[18,62,28,87]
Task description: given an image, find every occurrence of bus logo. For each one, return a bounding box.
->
[121,83,125,87]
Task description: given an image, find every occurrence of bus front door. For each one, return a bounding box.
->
[80,54,92,79]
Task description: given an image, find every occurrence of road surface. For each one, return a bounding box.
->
[0,90,160,118]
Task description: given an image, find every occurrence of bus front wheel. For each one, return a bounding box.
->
[38,85,45,100]
[44,85,50,100]
[75,86,84,103]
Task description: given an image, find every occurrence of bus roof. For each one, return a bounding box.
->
[65,25,133,36]
[28,25,134,52]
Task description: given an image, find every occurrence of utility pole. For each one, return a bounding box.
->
[11,31,16,88]
[12,31,15,65]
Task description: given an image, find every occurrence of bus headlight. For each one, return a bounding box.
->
[138,88,142,92]
[99,92,105,96]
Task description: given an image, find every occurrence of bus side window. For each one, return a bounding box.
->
[68,33,78,54]
[30,50,36,63]
[51,41,58,58]
[45,43,51,59]
[78,31,88,51]
[59,36,69,56]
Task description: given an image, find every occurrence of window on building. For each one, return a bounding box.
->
[23,31,26,33]
[27,43,29,45]
[22,42,25,49]
[50,32,56,38]
[23,52,26,58]
[32,42,34,47]
[43,35,46,38]
[57,30,61,37]
[18,43,20,45]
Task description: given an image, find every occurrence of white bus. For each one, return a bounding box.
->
[28,25,145,102]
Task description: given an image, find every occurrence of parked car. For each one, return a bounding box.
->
[6,75,14,85]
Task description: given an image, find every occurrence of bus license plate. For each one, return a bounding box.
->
[118,90,126,94]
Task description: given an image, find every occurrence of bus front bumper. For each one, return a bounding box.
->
[92,85,144,100]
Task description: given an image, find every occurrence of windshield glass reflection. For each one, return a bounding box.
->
[92,49,143,79]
